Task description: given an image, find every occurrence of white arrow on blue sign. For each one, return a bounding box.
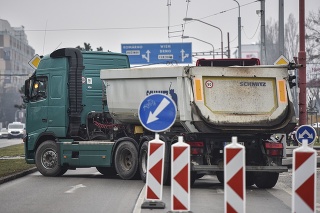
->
[295,125,317,145]
[138,93,177,132]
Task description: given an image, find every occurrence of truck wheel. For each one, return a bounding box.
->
[138,141,148,183]
[254,172,279,189]
[96,167,117,177]
[190,171,197,187]
[216,171,254,186]
[246,172,255,186]
[216,171,224,183]
[114,141,138,180]
[138,140,171,184]
[35,140,67,176]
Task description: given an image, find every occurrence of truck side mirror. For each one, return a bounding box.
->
[24,79,30,103]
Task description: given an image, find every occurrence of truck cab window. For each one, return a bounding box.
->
[30,77,47,101]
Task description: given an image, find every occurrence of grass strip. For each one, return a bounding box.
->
[0,159,35,178]
[0,144,25,157]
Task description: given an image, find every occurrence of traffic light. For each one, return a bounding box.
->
[288,75,296,88]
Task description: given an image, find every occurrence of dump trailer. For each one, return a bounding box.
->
[100,63,297,188]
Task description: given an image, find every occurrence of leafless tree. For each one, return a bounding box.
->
[305,8,320,116]
[264,19,279,64]
[306,8,320,64]
[284,14,299,61]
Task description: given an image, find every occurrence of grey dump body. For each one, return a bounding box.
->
[101,65,296,134]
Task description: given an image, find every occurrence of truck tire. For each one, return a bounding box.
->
[254,172,279,189]
[35,140,67,177]
[216,171,224,184]
[246,172,255,186]
[96,167,117,177]
[138,141,148,183]
[138,140,171,184]
[216,171,255,186]
[114,141,138,180]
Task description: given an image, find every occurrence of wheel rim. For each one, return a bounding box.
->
[41,148,58,169]
[141,149,148,174]
[120,148,133,171]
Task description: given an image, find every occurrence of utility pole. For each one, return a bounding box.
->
[299,0,307,125]
[233,0,241,58]
[260,0,266,64]
[279,0,285,56]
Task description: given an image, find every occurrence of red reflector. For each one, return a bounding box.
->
[264,142,283,149]
[187,141,204,147]
[267,149,283,156]
[191,148,203,155]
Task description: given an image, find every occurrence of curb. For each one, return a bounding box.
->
[0,167,38,185]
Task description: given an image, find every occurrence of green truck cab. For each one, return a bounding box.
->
[24,48,131,177]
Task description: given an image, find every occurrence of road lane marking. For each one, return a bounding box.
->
[133,184,146,213]
[64,184,86,193]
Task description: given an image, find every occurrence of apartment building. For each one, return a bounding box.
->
[0,19,35,126]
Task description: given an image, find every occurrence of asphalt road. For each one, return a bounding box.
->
[0,138,23,148]
[0,168,145,213]
[1,168,319,213]
[0,139,320,212]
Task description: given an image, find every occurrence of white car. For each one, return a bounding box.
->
[312,122,320,128]
[0,128,9,139]
[7,122,25,139]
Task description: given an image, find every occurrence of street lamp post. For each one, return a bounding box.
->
[183,18,224,58]
[181,36,215,58]
[233,0,242,58]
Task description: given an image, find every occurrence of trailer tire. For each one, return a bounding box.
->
[35,140,67,177]
[138,140,171,184]
[254,172,279,189]
[246,172,255,186]
[114,141,138,180]
[216,171,224,184]
[138,141,148,183]
[216,171,255,186]
[96,167,117,177]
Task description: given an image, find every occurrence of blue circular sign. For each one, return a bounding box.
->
[295,125,317,144]
[138,93,177,132]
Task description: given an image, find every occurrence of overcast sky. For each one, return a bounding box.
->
[1,0,319,61]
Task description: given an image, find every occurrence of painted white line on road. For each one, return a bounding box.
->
[64,184,86,193]
[133,184,146,213]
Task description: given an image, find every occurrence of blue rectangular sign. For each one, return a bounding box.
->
[121,42,192,65]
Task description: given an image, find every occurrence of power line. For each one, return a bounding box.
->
[242,18,261,40]
[197,0,259,20]
[24,1,260,33]
[25,26,167,32]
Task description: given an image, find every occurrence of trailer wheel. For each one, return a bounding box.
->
[138,140,171,184]
[215,172,223,184]
[138,141,148,183]
[216,171,255,186]
[254,172,279,189]
[96,167,117,177]
[114,141,138,180]
[246,172,255,186]
[35,140,67,177]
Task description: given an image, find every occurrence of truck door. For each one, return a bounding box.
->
[26,76,48,134]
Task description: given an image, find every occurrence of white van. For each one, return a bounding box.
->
[8,122,25,139]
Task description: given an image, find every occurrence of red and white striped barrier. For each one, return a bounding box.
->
[292,139,317,213]
[142,133,165,209]
[224,136,246,213]
[171,136,190,211]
